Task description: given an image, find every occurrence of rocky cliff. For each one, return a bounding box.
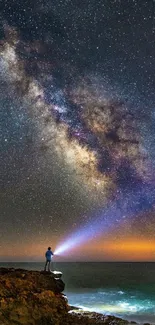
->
[0,268,138,325]
[0,267,68,325]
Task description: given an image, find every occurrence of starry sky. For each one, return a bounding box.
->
[0,0,155,262]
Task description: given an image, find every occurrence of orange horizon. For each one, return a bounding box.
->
[0,238,155,262]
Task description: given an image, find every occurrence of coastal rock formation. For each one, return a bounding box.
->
[68,309,136,325]
[0,267,68,325]
[0,268,139,325]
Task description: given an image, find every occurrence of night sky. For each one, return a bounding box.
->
[0,0,155,261]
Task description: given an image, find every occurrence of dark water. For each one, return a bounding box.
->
[1,262,155,324]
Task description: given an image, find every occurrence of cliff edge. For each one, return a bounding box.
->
[0,268,139,325]
[0,267,67,325]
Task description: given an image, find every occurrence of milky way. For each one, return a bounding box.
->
[0,1,155,260]
[1,25,153,198]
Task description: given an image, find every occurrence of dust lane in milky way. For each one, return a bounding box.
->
[0,11,155,260]
[1,26,153,195]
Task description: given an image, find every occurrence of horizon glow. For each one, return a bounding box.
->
[54,186,155,256]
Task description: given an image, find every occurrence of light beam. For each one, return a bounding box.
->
[54,186,155,256]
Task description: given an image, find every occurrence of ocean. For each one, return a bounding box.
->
[1,262,155,324]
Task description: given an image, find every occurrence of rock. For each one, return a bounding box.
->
[51,270,63,278]
[0,268,146,325]
[55,278,65,292]
[0,267,68,325]
[40,270,65,292]
[68,310,134,325]
[40,270,62,279]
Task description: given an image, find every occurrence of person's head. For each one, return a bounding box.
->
[48,247,51,250]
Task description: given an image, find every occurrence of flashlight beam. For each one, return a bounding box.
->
[54,186,155,256]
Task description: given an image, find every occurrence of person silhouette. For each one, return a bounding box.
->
[44,247,54,272]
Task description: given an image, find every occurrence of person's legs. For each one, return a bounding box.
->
[47,260,51,272]
[44,260,48,271]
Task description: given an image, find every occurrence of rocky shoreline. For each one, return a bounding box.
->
[0,268,150,325]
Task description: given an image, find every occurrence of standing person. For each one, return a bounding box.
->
[44,247,54,272]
